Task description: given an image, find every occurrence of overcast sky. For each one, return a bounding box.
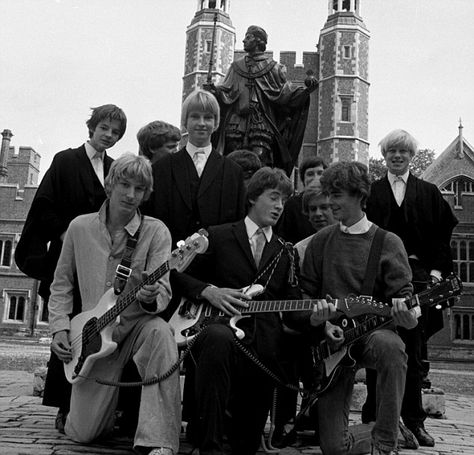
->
[1,0,473,179]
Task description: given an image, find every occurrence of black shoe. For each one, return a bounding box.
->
[398,422,419,450]
[270,426,297,448]
[410,426,435,447]
[55,409,67,434]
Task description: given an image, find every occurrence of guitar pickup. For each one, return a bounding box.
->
[115,264,132,279]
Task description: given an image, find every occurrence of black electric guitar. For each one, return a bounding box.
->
[311,274,462,397]
[170,275,462,349]
[65,231,209,384]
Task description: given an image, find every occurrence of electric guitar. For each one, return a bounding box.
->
[311,274,462,397]
[170,275,462,349]
[65,231,209,384]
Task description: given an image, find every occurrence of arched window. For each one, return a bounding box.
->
[0,239,13,267]
[7,294,26,322]
[462,314,471,340]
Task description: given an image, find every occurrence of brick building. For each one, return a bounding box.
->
[422,122,474,360]
[182,0,370,168]
[0,129,47,336]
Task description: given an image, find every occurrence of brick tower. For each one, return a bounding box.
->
[317,0,370,165]
[182,0,235,101]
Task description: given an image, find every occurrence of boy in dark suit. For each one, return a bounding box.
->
[173,167,305,455]
[15,103,127,430]
[364,129,458,447]
[143,89,246,248]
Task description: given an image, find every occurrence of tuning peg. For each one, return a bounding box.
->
[176,240,185,248]
[198,228,209,237]
[435,304,442,310]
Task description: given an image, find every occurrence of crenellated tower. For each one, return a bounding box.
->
[317,0,370,165]
[182,0,235,101]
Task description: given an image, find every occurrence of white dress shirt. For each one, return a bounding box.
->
[85,141,104,186]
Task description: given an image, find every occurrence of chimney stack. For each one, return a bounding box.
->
[0,129,14,183]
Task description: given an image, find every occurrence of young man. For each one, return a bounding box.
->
[364,129,458,447]
[15,104,127,430]
[301,161,418,455]
[271,187,337,448]
[48,154,180,455]
[137,120,181,164]
[173,167,306,455]
[143,89,246,248]
[276,156,327,244]
[227,149,262,187]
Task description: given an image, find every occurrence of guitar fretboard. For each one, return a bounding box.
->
[97,262,170,330]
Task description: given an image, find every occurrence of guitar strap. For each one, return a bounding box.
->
[360,227,387,296]
[113,215,144,295]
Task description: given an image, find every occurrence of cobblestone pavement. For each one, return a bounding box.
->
[1,370,474,455]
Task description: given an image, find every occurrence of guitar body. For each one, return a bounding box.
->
[65,288,119,384]
[170,284,264,346]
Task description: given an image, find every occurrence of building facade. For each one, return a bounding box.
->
[0,130,46,336]
[422,123,474,359]
[182,0,370,167]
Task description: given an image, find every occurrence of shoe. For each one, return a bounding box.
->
[371,443,398,455]
[410,425,435,447]
[148,449,174,455]
[398,421,419,449]
[55,409,67,434]
[270,425,297,448]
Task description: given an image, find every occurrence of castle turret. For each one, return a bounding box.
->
[0,129,13,183]
[317,0,370,164]
[182,0,235,100]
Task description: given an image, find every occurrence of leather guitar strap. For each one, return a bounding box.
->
[113,215,144,295]
[360,227,387,296]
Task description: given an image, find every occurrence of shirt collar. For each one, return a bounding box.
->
[186,142,212,160]
[340,214,373,234]
[85,141,104,160]
[98,201,142,236]
[244,216,273,242]
[387,170,409,185]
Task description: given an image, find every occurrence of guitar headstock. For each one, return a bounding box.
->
[169,229,209,273]
[416,274,463,310]
[335,295,392,319]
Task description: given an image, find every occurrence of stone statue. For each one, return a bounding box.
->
[205,25,318,174]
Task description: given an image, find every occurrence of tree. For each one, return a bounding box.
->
[368,157,386,182]
[368,149,435,181]
[410,149,435,177]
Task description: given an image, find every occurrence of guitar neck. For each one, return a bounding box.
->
[97,262,170,330]
[240,298,341,314]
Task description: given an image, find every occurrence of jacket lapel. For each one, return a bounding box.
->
[198,150,223,197]
[233,220,256,269]
[258,233,282,271]
[172,149,193,210]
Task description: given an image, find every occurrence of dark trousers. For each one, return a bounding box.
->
[363,259,438,429]
[186,323,276,455]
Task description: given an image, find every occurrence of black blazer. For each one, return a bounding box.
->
[366,173,457,276]
[144,148,246,246]
[15,145,112,294]
[173,220,303,367]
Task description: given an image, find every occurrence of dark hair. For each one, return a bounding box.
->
[299,156,327,184]
[227,149,262,178]
[137,121,181,159]
[320,161,370,208]
[247,167,293,205]
[86,104,127,139]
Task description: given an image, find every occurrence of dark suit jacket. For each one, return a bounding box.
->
[173,220,304,366]
[366,173,457,276]
[143,148,246,246]
[275,193,315,244]
[15,145,112,297]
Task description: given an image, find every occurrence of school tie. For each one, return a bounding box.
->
[252,228,266,267]
[193,150,206,177]
[91,152,104,186]
[393,175,405,206]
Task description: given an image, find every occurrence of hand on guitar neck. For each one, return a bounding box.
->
[200,284,255,316]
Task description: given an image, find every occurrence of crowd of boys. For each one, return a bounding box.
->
[15,84,456,455]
